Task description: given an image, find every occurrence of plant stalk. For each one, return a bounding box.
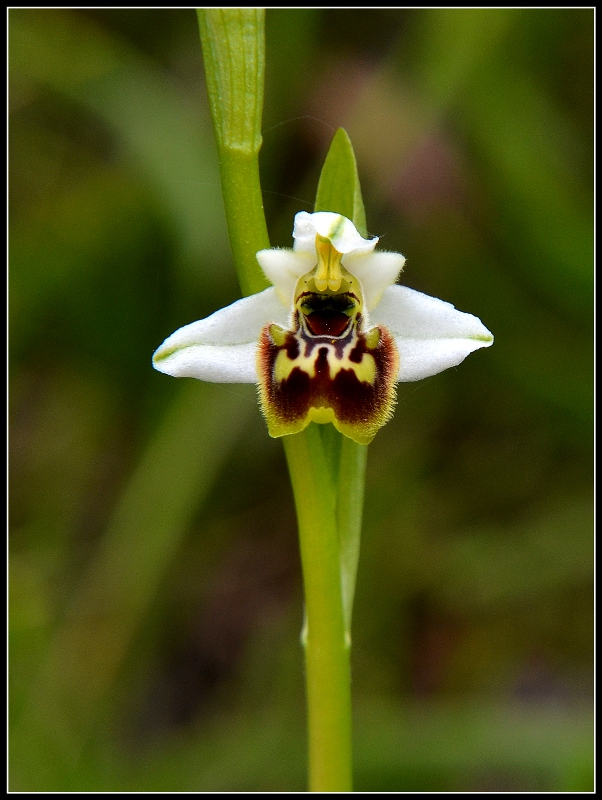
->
[197,11,355,790]
[284,428,353,792]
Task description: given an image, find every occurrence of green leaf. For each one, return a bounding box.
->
[197,9,270,296]
[315,127,367,238]
[197,9,265,154]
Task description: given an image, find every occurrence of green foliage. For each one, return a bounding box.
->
[315,127,367,237]
[197,8,270,297]
[9,8,592,792]
[197,9,265,154]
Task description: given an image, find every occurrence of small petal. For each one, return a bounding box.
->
[256,248,315,306]
[153,287,288,383]
[292,211,377,255]
[343,250,406,311]
[372,285,494,382]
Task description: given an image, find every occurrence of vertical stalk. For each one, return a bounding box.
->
[283,428,353,792]
[197,12,356,790]
[197,8,270,296]
[216,152,270,297]
[337,436,368,635]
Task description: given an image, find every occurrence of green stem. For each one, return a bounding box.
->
[217,151,270,296]
[197,9,270,296]
[197,12,355,790]
[337,437,368,634]
[283,427,353,792]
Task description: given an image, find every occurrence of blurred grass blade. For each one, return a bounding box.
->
[10,382,253,790]
[9,9,227,270]
[411,8,517,110]
[410,8,592,321]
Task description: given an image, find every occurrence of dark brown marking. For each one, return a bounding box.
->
[260,324,398,429]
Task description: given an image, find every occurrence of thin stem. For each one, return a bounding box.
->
[197,9,270,296]
[217,151,270,296]
[284,427,353,792]
[197,12,356,789]
[337,437,368,635]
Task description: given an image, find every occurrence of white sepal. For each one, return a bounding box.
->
[371,285,494,382]
[153,287,288,383]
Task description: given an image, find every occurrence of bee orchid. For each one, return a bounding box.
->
[153,212,493,444]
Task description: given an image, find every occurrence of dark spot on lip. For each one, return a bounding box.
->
[284,335,299,359]
[349,341,364,363]
[299,292,357,337]
[305,311,351,337]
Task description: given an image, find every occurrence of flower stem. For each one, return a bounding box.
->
[337,435,368,635]
[216,150,270,296]
[197,9,270,297]
[283,427,353,792]
[197,11,356,790]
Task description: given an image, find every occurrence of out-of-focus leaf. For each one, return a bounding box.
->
[10,381,254,791]
[461,60,593,321]
[10,9,227,272]
[408,8,518,110]
[432,495,593,610]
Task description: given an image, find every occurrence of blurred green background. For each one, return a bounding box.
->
[9,8,593,792]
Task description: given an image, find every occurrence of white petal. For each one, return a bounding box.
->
[256,248,314,305]
[153,287,288,383]
[372,285,494,382]
[292,211,377,255]
[343,251,406,311]
[154,342,260,383]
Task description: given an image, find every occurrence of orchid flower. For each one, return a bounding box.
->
[153,211,493,444]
